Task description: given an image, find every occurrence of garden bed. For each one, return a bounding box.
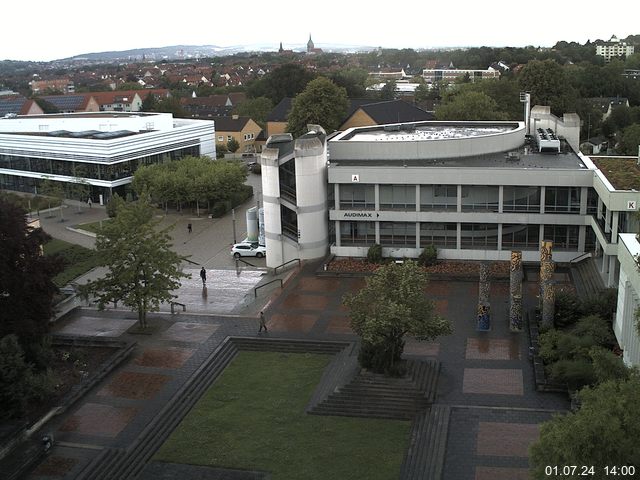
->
[323,257,510,280]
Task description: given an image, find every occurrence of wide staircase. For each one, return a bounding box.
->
[571,257,606,299]
[309,359,440,420]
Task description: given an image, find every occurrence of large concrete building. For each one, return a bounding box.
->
[0,111,215,202]
[596,35,635,62]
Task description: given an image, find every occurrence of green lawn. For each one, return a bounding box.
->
[155,351,411,480]
[43,238,100,286]
[76,218,110,233]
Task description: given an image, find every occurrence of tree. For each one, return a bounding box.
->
[343,261,453,375]
[286,77,349,138]
[619,124,640,155]
[83,199,189,328]
[436,91,509,121]
[234,96,273,128]
[227,137,240,153]
[247,63,316,104]
[378,80,397,100]
[0,198,63,366]
[39,178,66,222]
[518,59,578,115]
[330,68,369,98]
[529,374,640,478]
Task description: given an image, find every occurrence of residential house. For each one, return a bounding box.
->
[587,97,630,120]
[339,100,434,130]
[596,35,635,62]
[30,78,75,94]
[0,96,44,116]
[38,94,100,113]
[212,115,262,153]
[181,93,247,118]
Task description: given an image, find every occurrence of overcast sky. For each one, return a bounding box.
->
[2,0,638,62]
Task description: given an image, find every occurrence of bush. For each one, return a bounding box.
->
[106,193,124,218]
[590,347,630,383]
[358,338,406,376]
[582,288,617,321]
[230,184,254,207]
[548,358,596,391]
[210,202,228,218]
[554,291,583,328]
[418,245,437,266]
[572,314,615,348]
[366,244,383,264]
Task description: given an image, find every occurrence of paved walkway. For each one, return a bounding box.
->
[24,258,570,480]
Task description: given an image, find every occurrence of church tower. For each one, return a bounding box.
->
[307,34,314,53]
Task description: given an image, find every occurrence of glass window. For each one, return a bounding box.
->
[503,186,540,212]
[461,185,499,212]
[420,185,457,211]
[461,223,498,249]
[501,224,540,250]
[420,222,457,247]
[544,225,579,250]
[379,185,416,210]
[545,187,581,213]
[340,221,376,246]
[281,205,298,240]
[380,222,416,247]
[339,184,375,210]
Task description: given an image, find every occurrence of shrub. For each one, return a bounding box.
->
[106,193,124,218]
[210,202,228,218]
[572,314,615,348]
[582,288,617,321]
[590,347,630,383]
[554,291,583,328]
[358,338,406,376]
[548,358,596,391]
[418,245,438,266]
[366,244,383,264]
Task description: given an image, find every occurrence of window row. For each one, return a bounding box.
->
[337,184,590,214]
[339,221,579,250]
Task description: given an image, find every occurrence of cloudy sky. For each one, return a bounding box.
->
[2,0,638,61]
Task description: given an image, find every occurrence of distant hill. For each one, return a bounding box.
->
[61,43,375,62]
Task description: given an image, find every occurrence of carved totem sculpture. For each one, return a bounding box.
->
[509,250,523,331]
[477,262,491,331]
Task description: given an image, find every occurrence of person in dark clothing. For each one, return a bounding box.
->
[200,267,207,285]
[188,223,192,234]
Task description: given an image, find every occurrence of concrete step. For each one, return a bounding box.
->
[400,405,451,480]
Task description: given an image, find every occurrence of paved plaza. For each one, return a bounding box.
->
[19,180,570,479]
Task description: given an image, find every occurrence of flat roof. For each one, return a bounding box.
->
[336,121,520,142]
[591,156,640,190]
[11,111,160,120]
[329,144,588,170]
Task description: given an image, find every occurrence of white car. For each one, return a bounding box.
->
[231,242,266,258]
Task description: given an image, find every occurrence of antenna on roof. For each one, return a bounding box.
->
[519,92,531,136]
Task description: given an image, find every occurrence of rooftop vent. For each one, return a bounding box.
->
[536,127,561,153]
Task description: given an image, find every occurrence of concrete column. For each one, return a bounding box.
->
[540,186,546,214]
[456,223,461,250]
[374,184,380,211]
[605,208,612,233]
[498,185,504,213]
[597,197,603,220]
[415,185,420,212]
[415,222,420,249]
[497,224,503,251]
[601,253,608,275]
[608,255,617,288]
[457,185,462,213]
[375,221,380,244]
[334,183,340,210]
[612,211,619,243]
[335,221,341,247]
[578,225,586,252]
[580,187,588,215]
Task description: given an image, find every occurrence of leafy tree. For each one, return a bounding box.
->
[414,82,431,106]
[39,178,66,222]
[234,96,273,128]
[83,199,189,328]
[0,198,63,366]
[0,334,53,419]
[330,68,369,98]
[529,374,640,478]
[286,77,349,138]
[216,143,228,159]
[343,261,453,375]
[518,59,577,115]
[141,93,159,112]
[247,63,316,104]
[436,91,509,121]
[106,193,125,218]
[227,137,240,153]
[619,124,640,155]
[379,80,397,100]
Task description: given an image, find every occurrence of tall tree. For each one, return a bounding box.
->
[379,80,397,100]
[247,64,316,104]
[343,261,453,375]
[286,77,349,138]
[436,91,509,121]
[0,198,62,365]
[518,59,578,115]
[82,199,188,328]
[234,96,273,128]
[619,124,640,155]
[529,374,640,478]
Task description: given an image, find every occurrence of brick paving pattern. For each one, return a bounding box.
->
[134,347,195,368]
[465,338,520,360]
[476,422,540,457]
[159,322,220,342]
[404,338,440,357]
[462,368,524,395]
[97,371,171,400]
[30,456,78,477]
[59,403,139,437]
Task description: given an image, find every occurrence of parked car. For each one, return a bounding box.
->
[231,242,266,258]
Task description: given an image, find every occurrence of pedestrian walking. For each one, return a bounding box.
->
[187,223,192,234]
[87,198,92,208]
[200,267,207,285]
[258,311,268,333]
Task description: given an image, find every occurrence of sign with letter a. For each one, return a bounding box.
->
[351,174,360,182]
